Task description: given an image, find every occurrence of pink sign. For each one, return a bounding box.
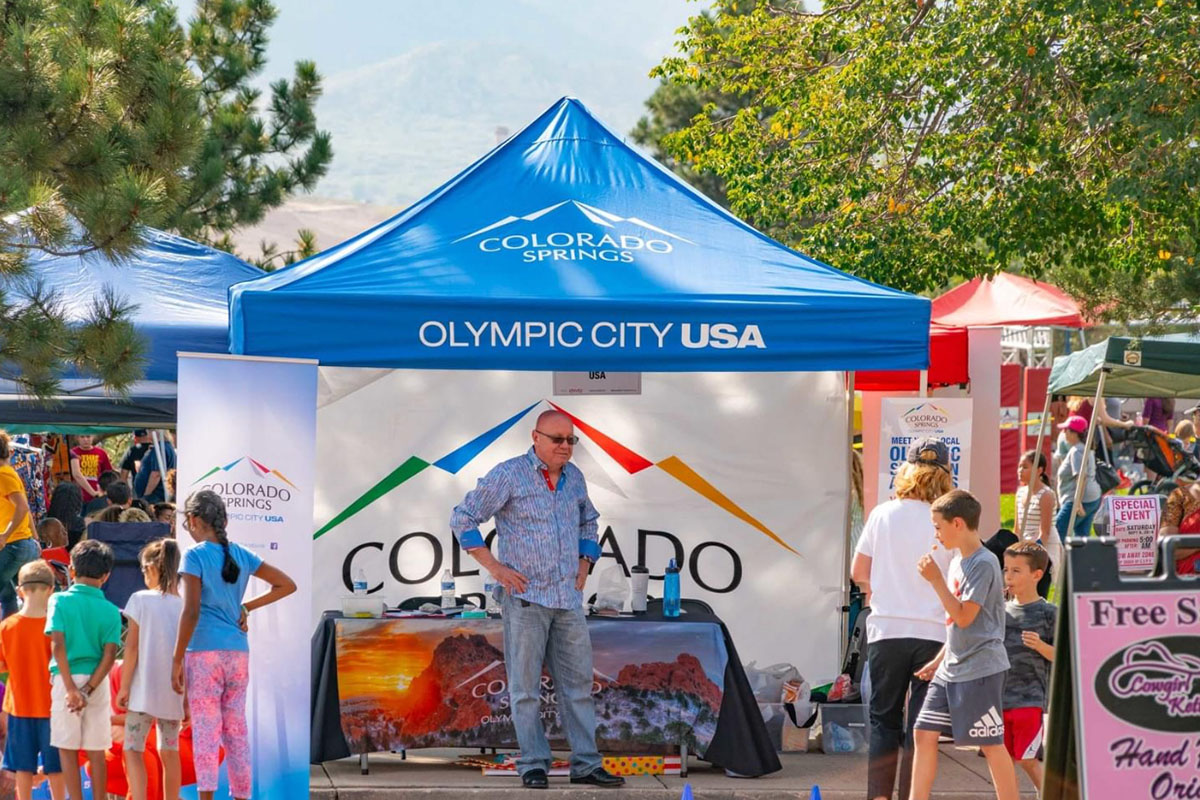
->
[1106,496,1160,572]
[1073,590,1200,799]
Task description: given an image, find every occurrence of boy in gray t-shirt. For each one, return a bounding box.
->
[911,490,1018,800]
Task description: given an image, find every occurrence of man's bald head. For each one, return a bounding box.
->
[536,409,571,428]
[532,409,575,471]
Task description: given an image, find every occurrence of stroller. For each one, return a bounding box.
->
[1125,425,1200,497]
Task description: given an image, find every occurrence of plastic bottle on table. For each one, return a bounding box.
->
[483,571,500,616]
[663,558,681,617]
[352,566,368,596]
[441,569,456,609]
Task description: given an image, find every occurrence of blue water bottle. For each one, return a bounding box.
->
[663,558,681,617]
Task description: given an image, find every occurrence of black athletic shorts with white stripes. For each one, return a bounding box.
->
[914,672,1006,746]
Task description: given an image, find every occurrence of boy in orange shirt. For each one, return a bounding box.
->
[0,561,65,800]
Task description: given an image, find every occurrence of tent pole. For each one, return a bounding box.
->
[1064,370,1108,538]
[841,370,856,671]
[1019,390,1053,537]
[919,369,928,398]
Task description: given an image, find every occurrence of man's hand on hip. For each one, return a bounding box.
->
[493,564,529,595]
[576,558,590,591]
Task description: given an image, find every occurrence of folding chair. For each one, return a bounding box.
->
[84,521,171,609]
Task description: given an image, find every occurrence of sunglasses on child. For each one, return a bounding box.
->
[535,430,578,446]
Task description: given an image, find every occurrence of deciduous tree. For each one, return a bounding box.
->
[650,0,1200,324]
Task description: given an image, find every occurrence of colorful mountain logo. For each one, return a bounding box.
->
[192,456,297,489]
[903,402,950,418]
[313,401,799,557]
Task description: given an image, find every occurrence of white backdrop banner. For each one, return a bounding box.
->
[177,354,317,800]
[878,397,973,501]
[313,369,849,682]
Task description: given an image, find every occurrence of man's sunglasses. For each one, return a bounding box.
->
[18,580,53,588]
[535,430,578,446]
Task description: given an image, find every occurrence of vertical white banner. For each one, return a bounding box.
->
[878,397,974,501]
[177,354,317,800]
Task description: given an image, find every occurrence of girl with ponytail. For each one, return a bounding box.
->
[172,490,295,800]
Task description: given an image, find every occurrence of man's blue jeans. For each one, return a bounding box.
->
[0,538,41,617]
[501,591,603,778]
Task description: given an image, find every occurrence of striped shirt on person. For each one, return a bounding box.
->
[451,448,600,610]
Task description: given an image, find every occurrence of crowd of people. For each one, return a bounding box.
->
[854,440,1056,800]
[0,427,296,800]
[850,398,1200,800]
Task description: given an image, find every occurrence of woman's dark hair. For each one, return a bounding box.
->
[131,498,152,514]
[185,490,238,583]
[140,538,181,594]
[49,481,86,548]
[1021,449,1051,486]
[0,430,10,460]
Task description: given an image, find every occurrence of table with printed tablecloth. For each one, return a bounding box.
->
[310,605,780,778]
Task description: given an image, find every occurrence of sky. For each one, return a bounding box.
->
[176,1,710,205]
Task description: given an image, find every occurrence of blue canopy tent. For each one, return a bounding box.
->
[0,226,260,428]
[230,98,930,372]
[220,102,936,778]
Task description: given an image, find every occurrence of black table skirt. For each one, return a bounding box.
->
[311,605,781,777]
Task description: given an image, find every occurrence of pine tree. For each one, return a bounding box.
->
[0,0,203,397]
[0,0,333,398]
[168,0,333,251]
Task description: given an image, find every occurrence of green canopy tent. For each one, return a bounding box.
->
[1039,333,1200,800]
[1047,333,1200,398]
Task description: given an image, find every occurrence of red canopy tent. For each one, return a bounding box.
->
[931,272,1086,328]
[930,273,1086,493]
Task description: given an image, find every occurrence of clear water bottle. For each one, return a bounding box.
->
[483,571,500,617]
[663,558,681,617]
[440,569,456,609]
[352,566,368,596]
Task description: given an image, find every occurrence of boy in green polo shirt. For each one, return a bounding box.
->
[46,539,121,800]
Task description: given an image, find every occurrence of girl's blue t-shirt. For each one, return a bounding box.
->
[180,540,264,652]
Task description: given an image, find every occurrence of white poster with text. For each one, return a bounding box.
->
[177,354,317,800]
[1106,495,1160,572]
[878,398,973,502]
[311,369,848,684]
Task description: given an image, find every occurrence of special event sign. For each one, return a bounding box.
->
[1105,495,1161,573]
[1073,589,1200,799]
[878,397,973,501]
[334,617,726,754]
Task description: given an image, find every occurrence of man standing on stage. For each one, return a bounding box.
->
[451,409,623,790]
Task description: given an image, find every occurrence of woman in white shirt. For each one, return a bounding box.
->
[852,438,955,800]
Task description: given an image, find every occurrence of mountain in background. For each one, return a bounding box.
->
[314,39,667,206]
[212,0,703,256]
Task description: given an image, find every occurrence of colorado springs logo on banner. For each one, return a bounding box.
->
[414,202,767,354]
[878,397,973,500]
[453,199,694,263]
[191,456,297,524]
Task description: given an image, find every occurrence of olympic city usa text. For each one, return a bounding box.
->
[418,321,766,350]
